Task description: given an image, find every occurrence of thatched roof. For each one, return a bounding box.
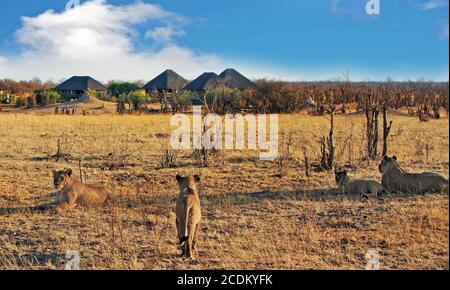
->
[55,76,106,91]
[184,72,220,91]
[219,69,254,89]
[143,69,187,91]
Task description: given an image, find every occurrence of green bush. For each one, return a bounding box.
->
[86,89,99,100]
[59,93,73,102]
[15,97,27,107]
[174,91,192,112]
[128,91,147,112]
[34,89,61,106]
[116,94,127,114]
[107,82,140,101]
[202,87,246,114]
[26,95,37,108]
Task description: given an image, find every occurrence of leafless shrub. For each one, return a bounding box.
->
[53,134,74,162]
[302,146,310,177]
[319,106,335,171]
[416,137,433,163]
[159,149,179,168]
[382,105,393,156]
[275,130,294,177]
[104,144,138,170]
[419,107,429,122]
[364,90,380,160]
[192,148,210,167]
[191,114,217,167]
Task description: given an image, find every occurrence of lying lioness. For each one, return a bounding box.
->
[51,168,110,213]
[335,169,386,196]
[175,174,202,259]
[379,156,448,194]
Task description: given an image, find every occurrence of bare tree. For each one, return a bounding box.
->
[364,89,380,160]
[320,92,336,170]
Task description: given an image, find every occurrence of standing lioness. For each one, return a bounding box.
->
[52,169,110,213]
[379,156,448,194]
[175,174,202,259]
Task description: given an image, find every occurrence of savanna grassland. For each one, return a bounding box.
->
[0,104,448,270]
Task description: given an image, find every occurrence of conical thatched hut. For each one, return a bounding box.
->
[184,72,220,91]
[55,76,106,99]
[143,69,187,94]
[218,68,254,89]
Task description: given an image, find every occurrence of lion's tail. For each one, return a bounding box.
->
[0,204,55,215]
[179,195,192,245]
[33,203,56,212]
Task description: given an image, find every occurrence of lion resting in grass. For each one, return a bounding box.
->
[175,174,202,259]
[335,169,387,196]
[379,156,448,194]
[49,168,110,213]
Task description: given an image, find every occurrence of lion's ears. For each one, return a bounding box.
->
[383,155,397,161]
[176,174,200,183]
[65,168,73,177]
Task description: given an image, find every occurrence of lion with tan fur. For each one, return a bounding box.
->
[335,169,387,196]
[379,156,448,194]
[50,168,110,213]
[175,174,202,259]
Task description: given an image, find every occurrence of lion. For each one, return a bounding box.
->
[335,169,387,196]
[175,174,202,259]
[50,168,110,213]
[379,156,448,194]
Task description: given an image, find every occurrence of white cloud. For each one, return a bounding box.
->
[419,0,449,10]
[145,26,185,44]
[0,0,223,81]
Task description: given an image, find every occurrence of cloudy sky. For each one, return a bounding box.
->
[0,0,448,82]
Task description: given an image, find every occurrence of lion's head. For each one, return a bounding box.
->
[53,168,73,190]
[378,156,398,174]
[176,174,201,195]
[334,169,348,185]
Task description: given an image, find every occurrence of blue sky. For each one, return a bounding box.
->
[0,0,448,81]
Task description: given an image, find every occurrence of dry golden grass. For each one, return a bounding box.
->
[0,109,448,269]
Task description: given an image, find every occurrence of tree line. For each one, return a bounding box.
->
[161,80,448,117]
[2,78,448,118]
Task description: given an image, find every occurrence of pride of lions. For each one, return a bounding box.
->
[35,155,448,259]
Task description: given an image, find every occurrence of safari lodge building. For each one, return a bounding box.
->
[55,76,106,99]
